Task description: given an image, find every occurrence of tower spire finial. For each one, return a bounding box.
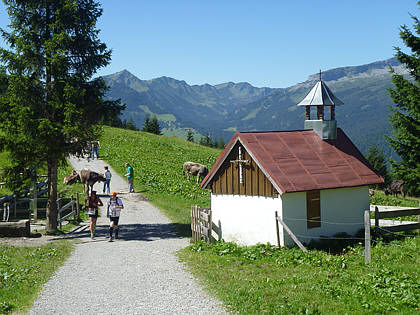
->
[319,69,322,81]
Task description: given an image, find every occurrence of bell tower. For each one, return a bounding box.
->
[297,71,343,140]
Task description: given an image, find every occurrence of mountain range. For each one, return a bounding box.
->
[103,57,404,156]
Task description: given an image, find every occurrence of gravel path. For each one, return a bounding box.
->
[29,156,227,315]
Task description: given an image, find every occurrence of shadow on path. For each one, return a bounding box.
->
[57,222,191,242]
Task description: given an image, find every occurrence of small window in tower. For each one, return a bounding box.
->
[307,190,321,228]
[324,106,331,120]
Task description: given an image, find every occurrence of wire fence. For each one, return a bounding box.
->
[274,208,420,263]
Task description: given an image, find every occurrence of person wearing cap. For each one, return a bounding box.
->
[85,191,103,239]
[107,192,124,241]
[124,162,135,193]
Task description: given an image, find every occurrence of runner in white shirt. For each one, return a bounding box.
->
[107,192,124,242]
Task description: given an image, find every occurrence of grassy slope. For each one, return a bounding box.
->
[100,126,221,236]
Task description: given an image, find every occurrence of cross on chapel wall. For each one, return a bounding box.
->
[230,145,249,184]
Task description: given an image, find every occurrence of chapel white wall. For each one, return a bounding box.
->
[281,186,369,246]
[211,194,282,246]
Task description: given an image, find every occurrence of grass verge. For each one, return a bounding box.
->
[0,240,74,314]
[178,238,420,314]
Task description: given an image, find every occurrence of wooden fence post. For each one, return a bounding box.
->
[191,205,199,242]
[276,215,307,252]
[71,195,76,221]
[32,178,38,222]
[76,193,80,221]
[364,210,371,263]
[374,206,379,228]
[275,211,280,247]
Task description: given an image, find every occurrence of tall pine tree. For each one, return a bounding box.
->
[0,0,123,231]
[386,6,420,196]
[366,145,390,188]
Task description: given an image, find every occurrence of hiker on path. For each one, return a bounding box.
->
[91,140,100,159]
[86,190,103,239]
[103,166,112,195]
[107,192,124,242]
[124,162,135,193]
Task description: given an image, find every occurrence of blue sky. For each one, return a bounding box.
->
[0,1,418,87]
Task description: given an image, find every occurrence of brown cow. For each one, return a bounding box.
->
[183,161,208,183]
[80,168,106,196]
[65,169,106,196]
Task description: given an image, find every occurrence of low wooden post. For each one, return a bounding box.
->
[57,198,61,229]
[71,195,76,221]
[276,215,307,252]
[33,179,38,222]
[217,220,222,241]
[191,205,200,242]
[418,200,420,235]
[13,196,17,219]
[275,211,280,247]
[364,210,371,263]
[374,206,379,228]
[76,193,80,221]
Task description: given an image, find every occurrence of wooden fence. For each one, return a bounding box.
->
[373,206,420,233]
[364,206,420,263]
[1,193,81,227]
[57,195,80,228]
[191,205,212,243]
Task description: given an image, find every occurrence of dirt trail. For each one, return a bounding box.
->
[27,156,227,314]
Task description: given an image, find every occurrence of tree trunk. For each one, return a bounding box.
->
[46,158,58,232]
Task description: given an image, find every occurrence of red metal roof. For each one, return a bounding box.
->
[201,128,384,194]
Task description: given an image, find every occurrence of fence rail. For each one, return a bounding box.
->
[1,192,81,228]
[373,206,420,234]
[365,206,420,263]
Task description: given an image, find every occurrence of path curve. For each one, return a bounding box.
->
[29,156,227,315]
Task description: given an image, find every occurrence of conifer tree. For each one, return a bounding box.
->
[217,137,225,149]
[0,0,123,231]
[142,115,151,132]
[186,130,194,142]
[126,116,139,131]
[366,145,390,187]
[387,7,420,196]
[149,116,162,135]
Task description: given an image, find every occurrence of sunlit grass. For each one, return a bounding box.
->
[0,241,74,314]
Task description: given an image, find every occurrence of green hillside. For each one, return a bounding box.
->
[100,126,222,234]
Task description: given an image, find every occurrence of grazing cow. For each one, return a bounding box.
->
[65,169,106,195]
[79,168,106,196]
[384,180,405,198]
[183,161,209,183]
[63,170,80,185]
